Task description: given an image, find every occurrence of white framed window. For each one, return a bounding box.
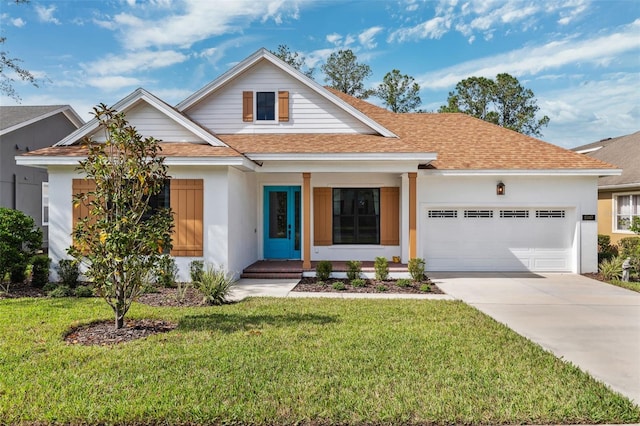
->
[614,193,640,232]
[42,182,49,226]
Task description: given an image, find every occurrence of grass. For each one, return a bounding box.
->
[607,279,640,293]
[1,297,639,425]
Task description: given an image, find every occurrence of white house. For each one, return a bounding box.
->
[17,48,619,281]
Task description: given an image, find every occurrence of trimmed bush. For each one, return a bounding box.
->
[10,264,27,284]
[74,285,94,298]
[196,266,234,305]
[57,259,79,288]
[155,255,178,288]
[332,282,346,291]
[396,278,411,288]
[408,258,426,282]
[351,278,366,288]
[48,285,74,298]
[31,255,50,288]
[316,261,333,281]
[374,257,389,281]
[0,208,42,292]
[375,284,388,292]
[597,234,618,263]
[346,260,361,281]
[189,260,204,284]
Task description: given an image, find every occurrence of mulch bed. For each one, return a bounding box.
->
[0,281,46,299]
[64,319,177,346]
[293,277,444,294]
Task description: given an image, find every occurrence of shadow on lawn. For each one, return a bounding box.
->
[179,312,338,334]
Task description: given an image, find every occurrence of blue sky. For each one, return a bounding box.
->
[1,0,638,148]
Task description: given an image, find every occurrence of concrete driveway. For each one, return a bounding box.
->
[432,272,640,404]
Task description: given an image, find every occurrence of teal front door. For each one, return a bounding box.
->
[264,186,301,259]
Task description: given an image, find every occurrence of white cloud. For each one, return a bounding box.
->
[417,20,640,90]
[11,17,26,27]
[83,50,188,76]
[390,0,593,43]
[103,0,303,50]
[358,26,384,49]
[35,4,61,25]
[326,33,342,45]
[87,75,143,91]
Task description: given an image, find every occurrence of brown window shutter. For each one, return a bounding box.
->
[242,91,253,122]
[313,187,332,246]
[170,179,203,257]
[380,187,400,245]
[72,179,96,229]
[278,91,289,122]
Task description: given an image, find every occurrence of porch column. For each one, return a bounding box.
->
[303,172,311,269]
[408,172,417,259]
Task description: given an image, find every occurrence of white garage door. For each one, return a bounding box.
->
[422,207,574,272]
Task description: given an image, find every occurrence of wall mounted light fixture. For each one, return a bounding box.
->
[496,181,505,196]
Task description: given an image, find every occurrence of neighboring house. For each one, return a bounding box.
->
[573,131,640,245]
[17,49,618,280]
[1,105,84,247]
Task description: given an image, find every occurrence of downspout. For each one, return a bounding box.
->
[12,173,17,209]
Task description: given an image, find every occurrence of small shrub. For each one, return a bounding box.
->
[597,234,618,263]
[374,256,389,281]
[155,255,178,288]
[316,280,325,286]
[351,278,366,287]
[74,285,94,298]
[196,266,234,305]
[619,236,640,274]
[420,283,432,292]
[316,261,333,281]
[332,282,346,291]
[31,255,50,288]
[42,282,57,293]
[346,260,361,280]
[141,282,159,294]
[48,285,74,298]
[375,284,388,292]
[57,259,79,288]
[10,263,27,284]
[396,278,411,288]
[189,260,204,284]
[408,258,426,282]
[599,256,624,281]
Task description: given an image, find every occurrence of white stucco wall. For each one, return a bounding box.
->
[227,167,257,278]
[417,174,599,273]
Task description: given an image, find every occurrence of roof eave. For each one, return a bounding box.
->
[422,168,623,176]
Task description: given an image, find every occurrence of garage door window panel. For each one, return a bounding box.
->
[615,194,639,231]
[333,188,380,244]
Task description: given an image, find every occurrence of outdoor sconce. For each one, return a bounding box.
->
[496,181,505,195]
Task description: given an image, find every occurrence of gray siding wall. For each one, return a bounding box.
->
[0,113,79,247]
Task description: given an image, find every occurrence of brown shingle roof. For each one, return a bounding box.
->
[572,131,640,186]
[22,88,617,171]
[23,142,242,158]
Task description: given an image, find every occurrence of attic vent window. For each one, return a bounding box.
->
[256,92,275,121]
[536,210,566,218]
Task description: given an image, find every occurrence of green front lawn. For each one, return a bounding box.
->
[1,297,638,425]
[608,279,640,293]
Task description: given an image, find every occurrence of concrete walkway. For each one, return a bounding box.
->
[432,272,640,404]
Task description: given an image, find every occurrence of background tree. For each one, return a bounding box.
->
[321,49,374,99]
[1,0,38,101]
[439,73,550,137]
[68,104,173,330]
[376,69,422,113]
[270,44,314,78]
[0,208,42,293]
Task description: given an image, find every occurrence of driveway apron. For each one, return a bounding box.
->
[432,272,640,404]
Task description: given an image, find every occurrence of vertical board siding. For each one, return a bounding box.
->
[71,179,96,229]
[242,91,253,122]
[170,179,204,256]
[408,172,417,258]
[380,187,400,245]
[278,91,289,122]
[313,187,332,246]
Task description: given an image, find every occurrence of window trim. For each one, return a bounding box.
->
[42,181,49,226]
[613,192,640,233]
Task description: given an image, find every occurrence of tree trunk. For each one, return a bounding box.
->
[115,310,124,329]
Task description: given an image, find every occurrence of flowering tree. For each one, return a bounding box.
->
[68,104,173,329]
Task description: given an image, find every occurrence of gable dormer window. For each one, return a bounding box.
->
[256,92,275,120]
[243,91,289,123]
